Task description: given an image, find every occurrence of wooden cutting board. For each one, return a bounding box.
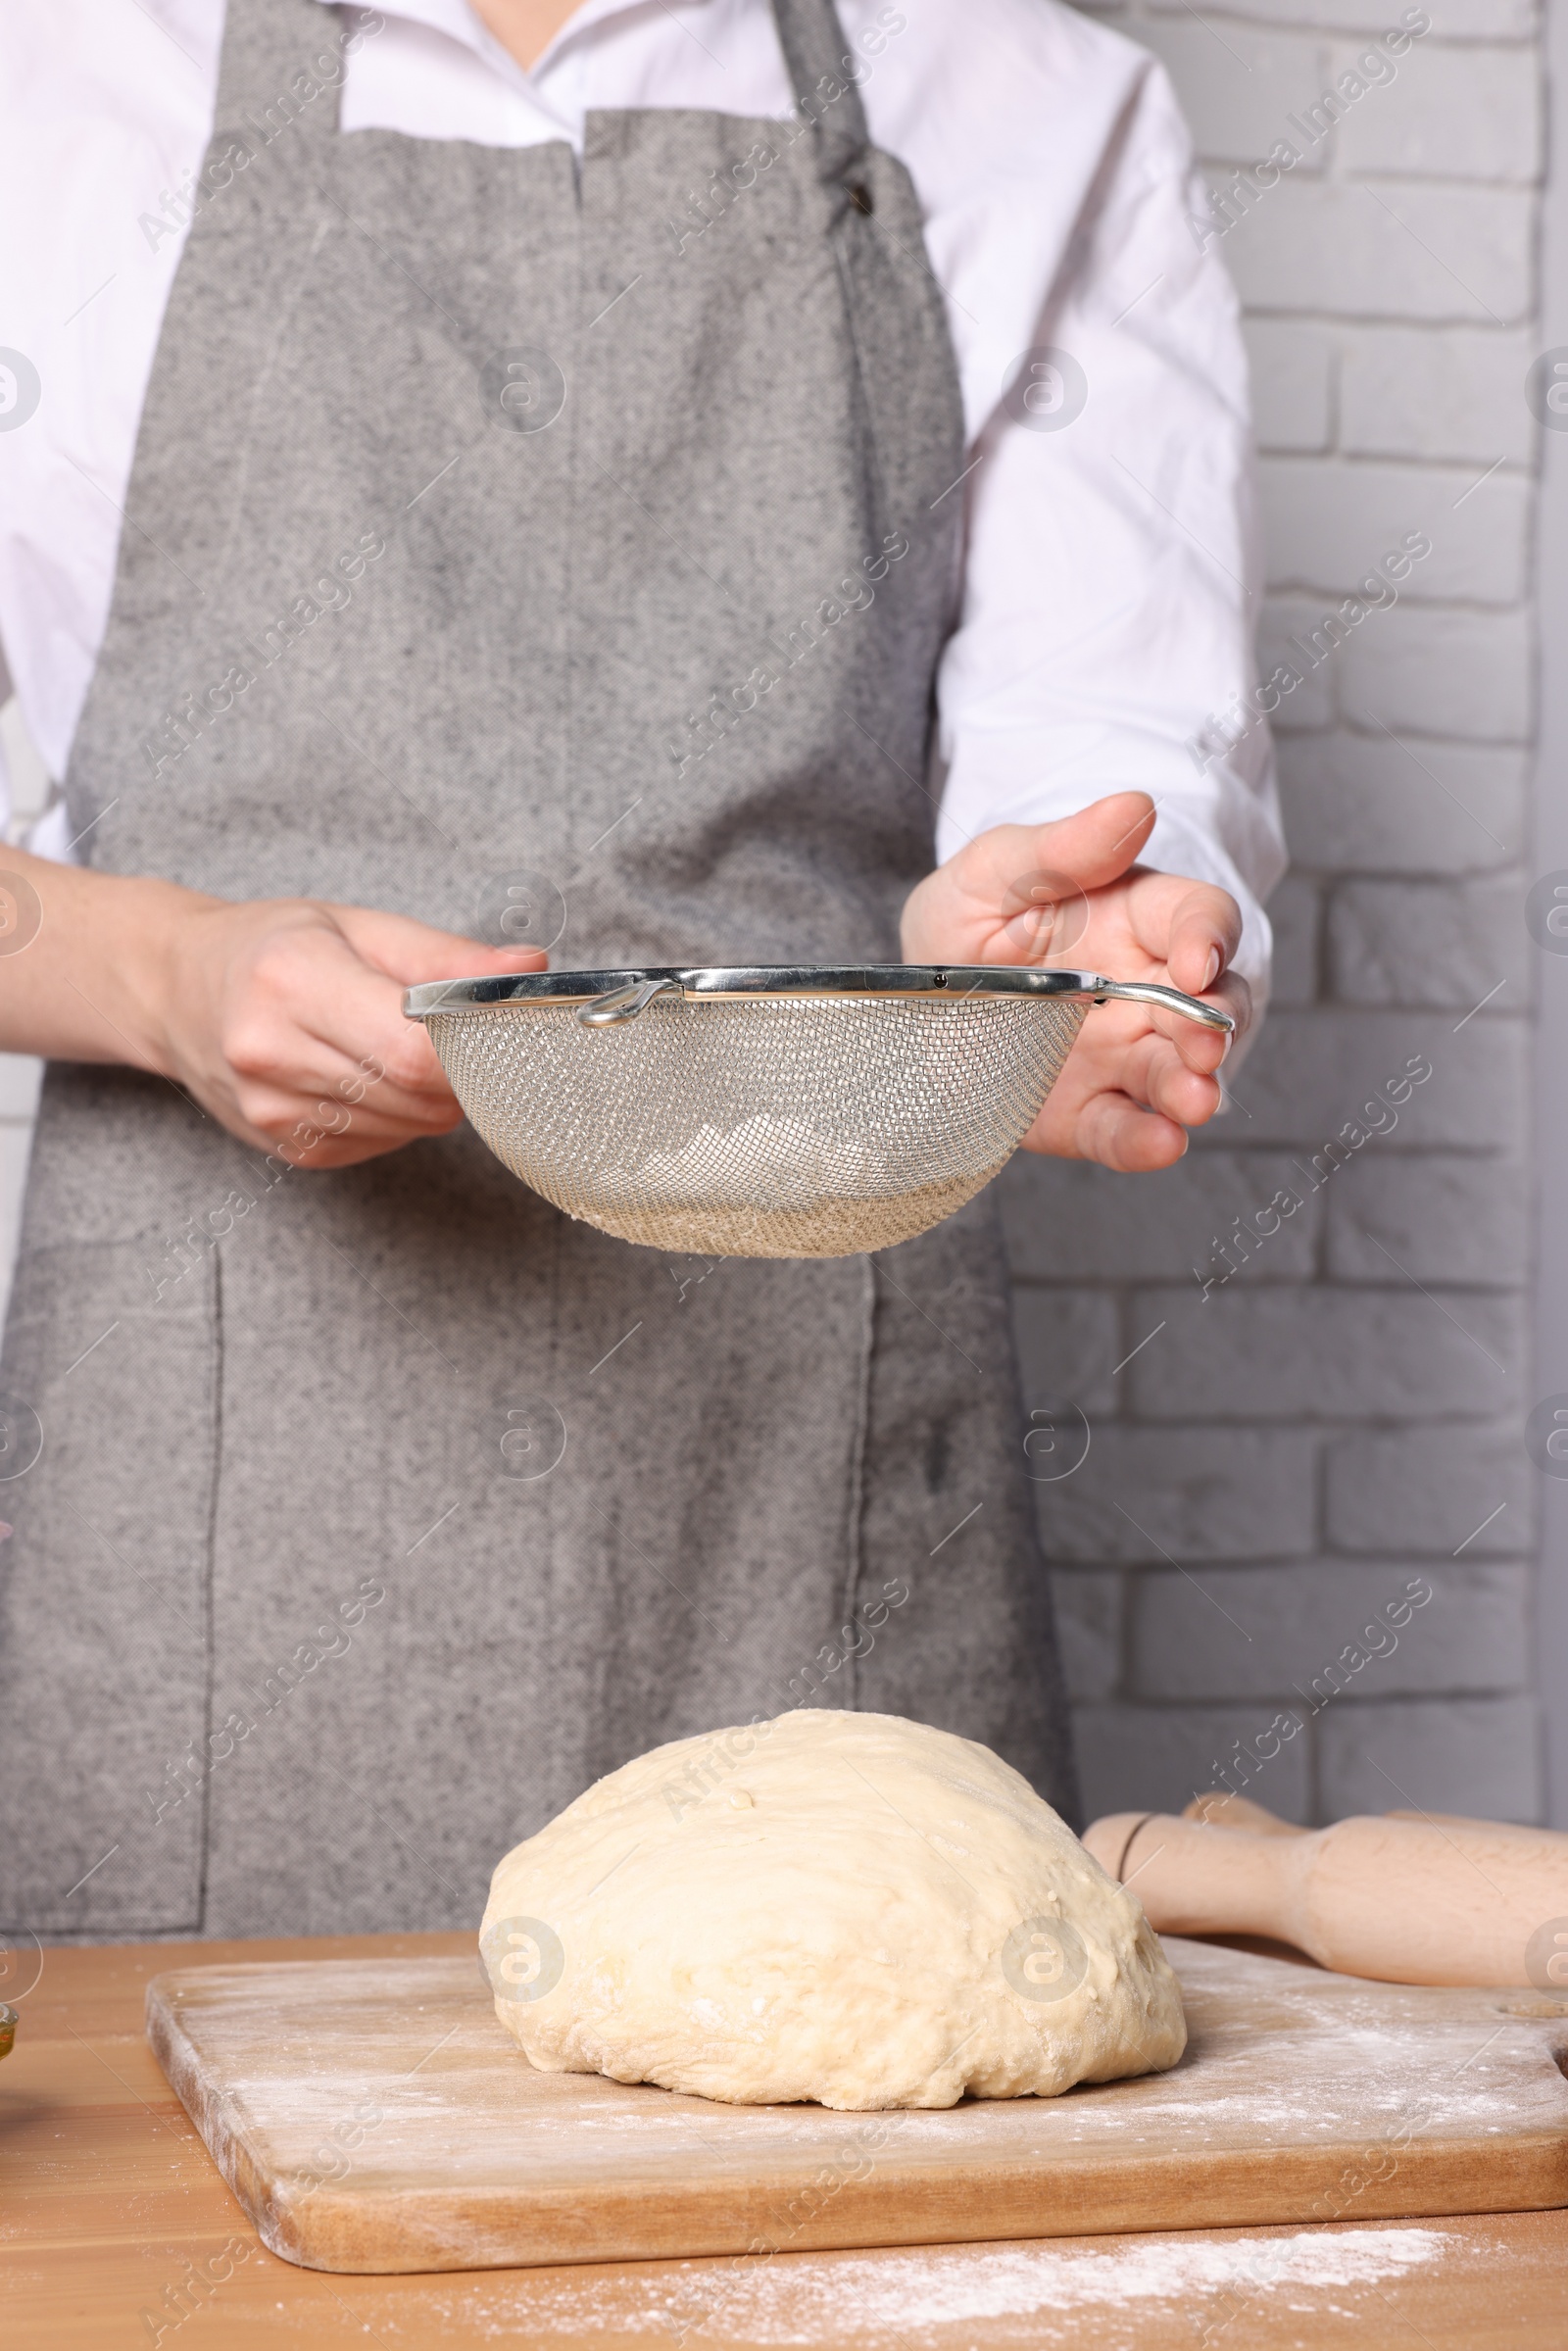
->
[145,1938,1568,2275]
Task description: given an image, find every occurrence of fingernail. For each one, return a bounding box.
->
[1203,948,1221,991]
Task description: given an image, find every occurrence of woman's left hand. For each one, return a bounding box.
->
[899,790,1250,1172]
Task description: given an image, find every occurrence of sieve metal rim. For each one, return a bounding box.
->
[404,964,1234,1032]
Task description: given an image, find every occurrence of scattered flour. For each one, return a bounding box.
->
[412,2227,1456,2346]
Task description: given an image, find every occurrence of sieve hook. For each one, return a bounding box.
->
[577,976,683,1028]
[1087,979,1234,1036]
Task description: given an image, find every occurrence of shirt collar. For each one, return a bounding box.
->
[316,0,715,87]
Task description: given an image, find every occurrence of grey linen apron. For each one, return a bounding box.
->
[0,0,1077,1939]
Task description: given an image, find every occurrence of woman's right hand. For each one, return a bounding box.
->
[0,851,544,1169]
[156,896,546,1168]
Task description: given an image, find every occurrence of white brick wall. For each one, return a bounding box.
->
[0,0,1548,1831]
[1008,0,1546,1825]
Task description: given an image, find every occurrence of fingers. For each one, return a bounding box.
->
[1073,989,1241,1102]
[305,909,549,1137]
[1072,1093,1190,1174]
[1025,1072,1195,1170]
[1150,969,1252,1076]
[903,796,1252,1000]
[275,1101,466,1170]
[1121,1029,1224,1126]
[295,951,455,1108]
[1130,875,1244,1001]
[222,1087,466,1170]
[902,792,1158,967]
[168,896,540,1170]
[221,921,453,1119]
[331,903,548,986]
[949,794,1157,945]
[1022,995,1234,1169]
[1106,868,1249,1066]
[1166,896,1243,1002]
[1016,792,1158,895]
[207,913,467,1160]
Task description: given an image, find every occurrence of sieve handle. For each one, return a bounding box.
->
[577,977,682,1028]
[1087,979,1234,1035]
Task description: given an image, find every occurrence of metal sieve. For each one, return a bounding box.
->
[403,965,1233,1259]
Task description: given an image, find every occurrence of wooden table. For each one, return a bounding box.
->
[5,1932,1568,2348]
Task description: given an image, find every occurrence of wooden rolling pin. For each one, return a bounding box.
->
[1082,1800,1568,1987]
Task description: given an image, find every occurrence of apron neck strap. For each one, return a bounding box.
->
[768,0,872,183]
[211,0,873,183]
[210,0,353,137]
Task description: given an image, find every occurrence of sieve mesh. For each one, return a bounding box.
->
[424,990,1090,1258]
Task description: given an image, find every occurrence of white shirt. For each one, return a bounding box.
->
[0,0,1284,989]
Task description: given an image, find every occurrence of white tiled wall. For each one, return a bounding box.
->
[1006,0,1545,1824]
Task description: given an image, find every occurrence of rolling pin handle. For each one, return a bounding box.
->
[1113,1813,1157,1884]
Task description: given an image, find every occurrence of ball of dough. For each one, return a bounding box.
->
[480,1710,1185,2109]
